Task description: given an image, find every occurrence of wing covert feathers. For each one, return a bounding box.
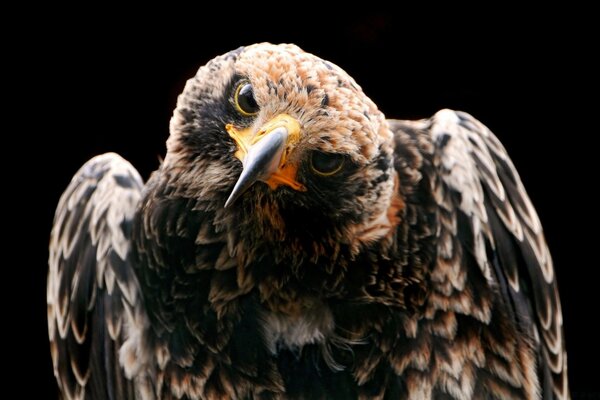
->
[391,110,568,399]
[48,153,144,399]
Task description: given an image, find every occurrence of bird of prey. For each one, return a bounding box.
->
[48,43,568,399]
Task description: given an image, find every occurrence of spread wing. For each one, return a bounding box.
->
[47,153,144,399]
[390,110,568,399]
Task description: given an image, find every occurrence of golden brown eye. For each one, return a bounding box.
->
[234,81,259,116]
[310,151,345,176]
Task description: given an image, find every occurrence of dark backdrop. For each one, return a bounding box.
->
[13,10,596,398]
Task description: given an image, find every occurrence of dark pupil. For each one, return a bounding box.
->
[312,152,344,173]
[238,84,259,114]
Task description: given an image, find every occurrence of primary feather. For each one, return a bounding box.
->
[48,43,568,399]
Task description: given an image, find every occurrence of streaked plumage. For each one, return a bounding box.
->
[48,43,568,399]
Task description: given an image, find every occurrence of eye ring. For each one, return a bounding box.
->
[310,151,345,176]
[233,81,259,116]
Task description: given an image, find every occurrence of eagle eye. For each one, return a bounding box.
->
[310,151,345,176]
[234,81,259,116]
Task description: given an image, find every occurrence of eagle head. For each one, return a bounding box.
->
[164,43,400,274]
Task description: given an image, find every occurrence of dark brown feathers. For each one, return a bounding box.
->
[48,44,568,399]
[48,153,142,400]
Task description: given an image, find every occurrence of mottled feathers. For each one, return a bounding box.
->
[48,153,145,399]
[48,43,568,399]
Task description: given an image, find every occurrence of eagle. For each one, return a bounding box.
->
[48,43,568,399]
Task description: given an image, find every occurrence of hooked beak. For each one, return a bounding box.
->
[225,114,305,207]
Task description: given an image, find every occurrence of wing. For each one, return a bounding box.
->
[48,153,144,399]
[390,110,568,399]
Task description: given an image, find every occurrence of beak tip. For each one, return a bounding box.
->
[224,191,237,208]
[224,179,247,208]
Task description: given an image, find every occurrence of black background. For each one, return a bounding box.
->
[11,9,597,398]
